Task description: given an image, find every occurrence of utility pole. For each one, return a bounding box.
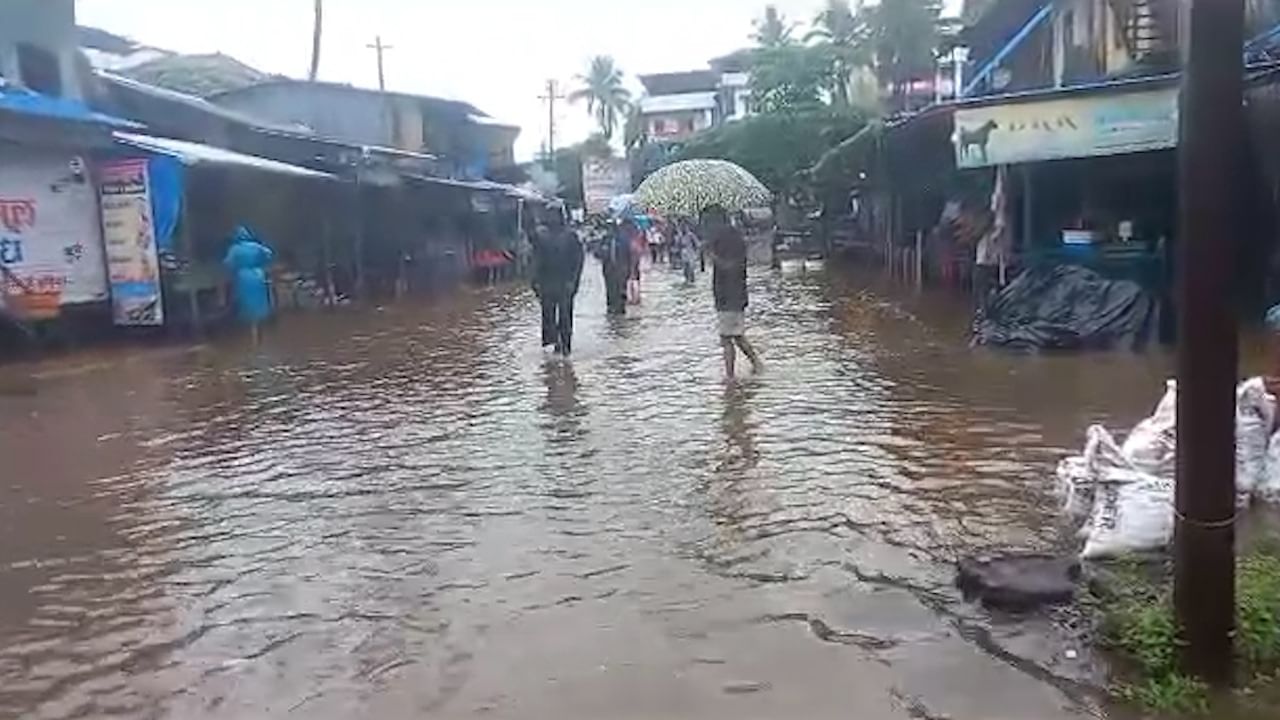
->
[538,79,565,166]
[367,35,393,91]
[1174,0,1245,686]
[308,0,323,81]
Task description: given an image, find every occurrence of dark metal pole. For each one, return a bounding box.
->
[1174,0,1245,685]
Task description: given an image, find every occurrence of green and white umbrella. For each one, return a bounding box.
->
[633,159,772,217]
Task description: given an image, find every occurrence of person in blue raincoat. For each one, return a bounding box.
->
[223,225,274,343]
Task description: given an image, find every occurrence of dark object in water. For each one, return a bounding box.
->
[973,265,1156,351]
[957,554,1081,610]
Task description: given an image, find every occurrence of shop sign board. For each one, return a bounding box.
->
[0,147,109,315]
[954,87,1179,169]
[582,157,631,215]
[99,159,164,326]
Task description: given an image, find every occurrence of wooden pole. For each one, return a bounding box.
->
[179,189,202,336]
[1174,0,1244,685]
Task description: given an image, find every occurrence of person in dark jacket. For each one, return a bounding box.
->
[533,214,585,356]
[598,218,635,315]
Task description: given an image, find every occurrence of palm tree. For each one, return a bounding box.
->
[805,0,871,107]
[867,0,943,108]
[569,56,632,141]
[308,0,323,81]
[752,5,796,48]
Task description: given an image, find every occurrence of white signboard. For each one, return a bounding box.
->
[0,147,108,309]
[582,157,631,215]
[99,159,164,326]
[954,87,1179,169]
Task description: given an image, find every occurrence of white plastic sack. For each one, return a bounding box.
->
[1080,469,1174,559]
[1056,456,1093,522]
[1235,377,1275,502]
[1122,379,1177,478]
[1261,430,1280,503]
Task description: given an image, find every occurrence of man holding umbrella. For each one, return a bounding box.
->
[704,205,763,378]
[633,160,772,378]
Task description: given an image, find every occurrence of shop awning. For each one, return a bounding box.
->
[112,132,333,179]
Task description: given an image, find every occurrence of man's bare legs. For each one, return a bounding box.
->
[722,335,762,378]
[721,336,737,378]
[735,335,763,373]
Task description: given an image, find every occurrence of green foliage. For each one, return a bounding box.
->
[806,0,873,108]
[569,56,632,141]
[752,5,796,48]
[1238,553,1280,673]
[865,0,943,103]
[1118,674,1211,715]
[748,45,836,113]
[1094,551,1280,715]
[674,109,869,198]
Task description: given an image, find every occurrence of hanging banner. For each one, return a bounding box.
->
[0,147,109,316]
[582,157,631,215]
[954,87,1179,169]
[99,158,164,326]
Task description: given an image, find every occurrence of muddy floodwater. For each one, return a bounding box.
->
[0,262,1251,719]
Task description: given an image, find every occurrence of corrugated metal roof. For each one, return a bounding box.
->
[113,132,332,179]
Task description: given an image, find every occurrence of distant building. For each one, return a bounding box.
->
[637,53,754,142]
[212,80,519,177]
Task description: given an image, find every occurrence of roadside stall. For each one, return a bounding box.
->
[100,132,337,333]
[953,78,1179,293]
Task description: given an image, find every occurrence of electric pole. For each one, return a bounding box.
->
[367,35,393,91]
[1174,0,1245,685]
[538,79,566,166]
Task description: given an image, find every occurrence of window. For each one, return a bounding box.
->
[16,44,62,96]
[684,118,695,133]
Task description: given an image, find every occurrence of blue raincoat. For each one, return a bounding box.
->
[222,226,274,323]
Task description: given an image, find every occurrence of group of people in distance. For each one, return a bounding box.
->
[530,205,762,378]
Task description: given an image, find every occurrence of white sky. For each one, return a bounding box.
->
[76,0,963,161]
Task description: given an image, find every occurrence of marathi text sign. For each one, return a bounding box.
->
[0,147,109,313]
[582,157,631,215]
[954,87,1179,169]
[100,159,164,326]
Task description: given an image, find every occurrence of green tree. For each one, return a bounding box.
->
[675,108,868,198]
[867,0,943,107]
[748,45,834,114]
[569,55,632,141]
[752,5,796,48]
[805,0,872,108]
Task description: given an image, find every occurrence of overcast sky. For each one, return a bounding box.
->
[76,0,962,161]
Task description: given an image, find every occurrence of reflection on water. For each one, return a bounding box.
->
[0,263,1252,719]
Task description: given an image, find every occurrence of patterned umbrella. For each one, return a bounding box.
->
[633,159,772,217]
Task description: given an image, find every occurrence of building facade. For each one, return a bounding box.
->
[212,81,519,178]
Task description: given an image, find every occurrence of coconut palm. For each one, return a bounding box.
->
[569,55,632,141]
[867,0,943,108]
[752,5,796,48]
[805,0,872,107]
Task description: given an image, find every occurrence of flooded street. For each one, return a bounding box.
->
[1,261,1191,719]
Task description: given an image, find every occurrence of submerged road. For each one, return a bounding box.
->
[1,259,1185,719]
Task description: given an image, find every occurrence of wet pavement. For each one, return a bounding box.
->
[0,259,1220,719]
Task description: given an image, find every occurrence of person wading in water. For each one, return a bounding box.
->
[704,206,762,378]
[532,213,585,356]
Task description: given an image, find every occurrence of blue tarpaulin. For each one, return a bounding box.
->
[0,84,139,127]
[146,154,184,252]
